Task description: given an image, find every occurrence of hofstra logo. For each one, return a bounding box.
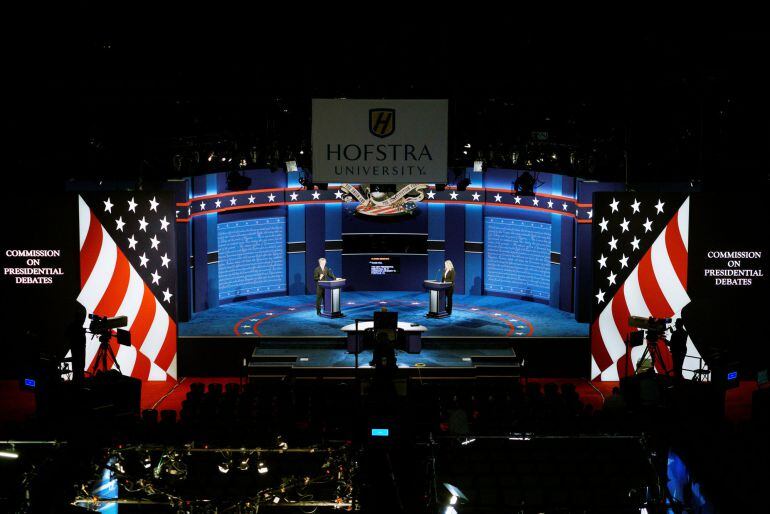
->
[369,108,395,138]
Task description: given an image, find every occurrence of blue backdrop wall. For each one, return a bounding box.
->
[180,167,599,318]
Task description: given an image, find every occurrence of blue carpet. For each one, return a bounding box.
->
[180,292,588,338]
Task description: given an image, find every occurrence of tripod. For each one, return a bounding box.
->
[91,332,122,375]
[637,336,670,377]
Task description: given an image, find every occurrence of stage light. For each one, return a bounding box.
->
[0,450,19,459]
[285,160,298,172]
[238,455,250,471]
[207,152,215,162]
[257,461,268,474]
[449,495,458,505]
[239,158,247,168]
[473,160,484,173]
[511,151,519,164]
[218,452,232,474]
[460,438,475,446]
[444,507,457,514]
[142,452,152,469]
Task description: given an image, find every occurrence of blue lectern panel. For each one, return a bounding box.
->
[218,217,286,299]
[484,217,550,300]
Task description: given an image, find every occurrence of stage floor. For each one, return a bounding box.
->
[179,292,588,338]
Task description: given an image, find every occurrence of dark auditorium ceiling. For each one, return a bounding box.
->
[6,7,769,190]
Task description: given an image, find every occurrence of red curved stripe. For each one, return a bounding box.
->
[665,212,689,289]
[130,286,157,351]
[153,321,177,372]
[130,350,152,380]
[93,251,130,317]
[637,252,674,318]
[590,319,613,373]
[611,284,631,345]
[80,211,103,288]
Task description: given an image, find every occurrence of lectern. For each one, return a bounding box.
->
[318,279,346,318]
[423,280,452,318]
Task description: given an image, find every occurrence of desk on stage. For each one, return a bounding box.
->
[318,278,346,318]
[341,321,427,354]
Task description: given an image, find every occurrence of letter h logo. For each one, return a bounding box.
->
[369,108,395,138]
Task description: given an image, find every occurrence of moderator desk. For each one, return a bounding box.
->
[341,321,427,354]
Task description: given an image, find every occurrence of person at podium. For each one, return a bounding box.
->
[313,257,336,315]
[443,259,455,315]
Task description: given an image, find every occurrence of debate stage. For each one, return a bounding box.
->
[178,292,589,378]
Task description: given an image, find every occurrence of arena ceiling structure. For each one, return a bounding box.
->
[6,8,769,193]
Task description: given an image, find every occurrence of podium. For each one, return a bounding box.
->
[423,280,452,318]
[318,279,346,318]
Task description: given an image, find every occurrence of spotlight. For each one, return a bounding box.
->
[0,450,19,459]
[257,461,268,474]
[473,160,484,173]
[511,151,519,164]
[460,438,476,446]
[443,483,468,512]
[218,453,232,474]
[285,160,298,172]
[239,455,250,472]
[142,452,152,469]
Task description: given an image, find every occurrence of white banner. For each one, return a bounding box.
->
[312,99,448,184]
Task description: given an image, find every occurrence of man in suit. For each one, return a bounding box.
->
[313,257,336,315]
[443,259,455,315]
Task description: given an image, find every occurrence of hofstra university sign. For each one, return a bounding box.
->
[312,99,448,184]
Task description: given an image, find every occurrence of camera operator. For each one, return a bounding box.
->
[668,319,688,380]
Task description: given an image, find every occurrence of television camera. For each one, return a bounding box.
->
[628,316,672,342]
[87,314,131,374]
[628,316,673,376]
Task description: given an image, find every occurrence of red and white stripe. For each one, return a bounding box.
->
[591,197,705,380]
[76,196,177,381]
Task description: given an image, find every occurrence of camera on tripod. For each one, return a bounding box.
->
[88,314,131,346]
[87,314,132,375]
[628,315,672,342]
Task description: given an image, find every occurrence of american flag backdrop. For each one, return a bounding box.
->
[590,193,705,381]
[76,193,178,381]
